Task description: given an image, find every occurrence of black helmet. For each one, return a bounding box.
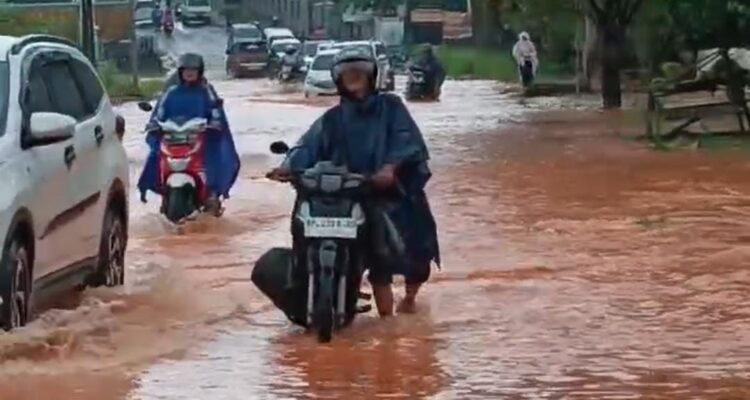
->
[284,45,297,55]
[331,46,378,93]
[177,52,205,77]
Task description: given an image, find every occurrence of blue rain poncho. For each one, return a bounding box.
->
[137,82,241,201]
[285,93,440,281]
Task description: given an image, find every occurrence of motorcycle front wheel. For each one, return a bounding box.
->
[315,273,335,343]
[164,185,196,223]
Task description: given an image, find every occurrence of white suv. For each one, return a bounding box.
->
[330,40,394,91]
[0,35,129,330]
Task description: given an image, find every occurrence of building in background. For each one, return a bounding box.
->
[246,0,336,39]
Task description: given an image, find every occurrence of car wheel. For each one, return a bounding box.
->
[90,205,126,287]
[0,234,31,331]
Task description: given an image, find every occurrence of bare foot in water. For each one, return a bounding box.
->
[397,297,417,314]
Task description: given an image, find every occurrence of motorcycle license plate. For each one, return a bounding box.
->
[304,217,358,239]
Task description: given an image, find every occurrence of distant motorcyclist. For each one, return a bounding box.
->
[412,44,445,98]
[281,45,299,66]
[512,31,538,87]
[161,6,175,32]
[279,45,301,80]
[151,5,163,29]
[139,53,240,209]
[268,47,440,316]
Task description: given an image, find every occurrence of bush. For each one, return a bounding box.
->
[98,62,163,101]
[435,45,573,81]
[436,46,518,81]
[0,9,77,41]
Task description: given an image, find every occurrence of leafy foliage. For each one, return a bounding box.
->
[502,0,580,68]
[662,0,750,50]
[0,9,78,41]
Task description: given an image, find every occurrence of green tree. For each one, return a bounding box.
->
[663,0,750,51]
[502,0,581,69]
[586,0,644,109]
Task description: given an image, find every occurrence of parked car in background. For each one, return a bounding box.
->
[133,0,157,28]
[304,49,340,98]
[180,0,212,27]
[301,40,332,72]
[227,22,264,45]
[269,37,301,60]
[0,35,129,330]
[318,41,335,52]
[330,40,394,91]
[263,27,295,46]
[226,40,269,78]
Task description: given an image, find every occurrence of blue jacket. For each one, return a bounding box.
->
[287,93,440,271]
[138,82,241,201]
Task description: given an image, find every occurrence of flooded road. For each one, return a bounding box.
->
[3,41,750,399]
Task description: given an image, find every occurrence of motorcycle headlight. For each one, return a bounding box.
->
[167,157,190,172]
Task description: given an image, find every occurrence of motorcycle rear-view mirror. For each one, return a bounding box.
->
[270,141,290,154]
[137,101,153,112]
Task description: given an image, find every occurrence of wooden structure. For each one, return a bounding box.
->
[646,51,750,140]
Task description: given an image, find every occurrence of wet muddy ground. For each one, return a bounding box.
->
[3,27,750,400]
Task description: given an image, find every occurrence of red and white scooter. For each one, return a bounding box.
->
[155,117,221,223]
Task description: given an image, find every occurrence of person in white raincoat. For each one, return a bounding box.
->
[512,32,539,86]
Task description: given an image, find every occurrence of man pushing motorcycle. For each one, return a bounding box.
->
[268,47,440,316]
[138,53,241,214]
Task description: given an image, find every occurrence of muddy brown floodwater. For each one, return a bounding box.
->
[2,77,750,400]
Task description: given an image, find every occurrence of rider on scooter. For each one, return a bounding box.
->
[138,53,241,211]
[413,44,445,97]
[512,31,538,86]
[161,6,175,32]
[268,47,440,316]
[281,46,299,69]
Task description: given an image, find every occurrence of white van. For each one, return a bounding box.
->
[180,0,212,27]
[263,27,295,45]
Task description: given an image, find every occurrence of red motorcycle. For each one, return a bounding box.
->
[162,10,175,37]
[155,117,217,223]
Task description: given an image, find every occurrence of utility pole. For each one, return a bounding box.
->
[80,0,96,61]
[575,0,581,94]
[129,0,139,87]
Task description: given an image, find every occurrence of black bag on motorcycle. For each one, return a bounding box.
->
[251,247,307,326]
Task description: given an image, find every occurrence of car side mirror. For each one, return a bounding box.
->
[270,141,290,154]
[137,101,153,112]
[28,112,75,145]
[215,98,224,108]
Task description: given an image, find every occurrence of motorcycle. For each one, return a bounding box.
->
[405,65,439,101]
[137,102,222,224]
[277,62,304,83]
[163,20,174,37]
[253,141,375,343]
[520,57,535,88]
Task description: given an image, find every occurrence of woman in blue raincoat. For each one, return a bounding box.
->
[138,53,240,209]
[268,47,440,316]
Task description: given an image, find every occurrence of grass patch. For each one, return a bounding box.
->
[435,45,574,82]
[436,46,518,81]
[98,62,163,101]
[0,9,77,41]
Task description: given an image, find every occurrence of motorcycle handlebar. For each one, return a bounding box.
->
[267,171,405,198]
